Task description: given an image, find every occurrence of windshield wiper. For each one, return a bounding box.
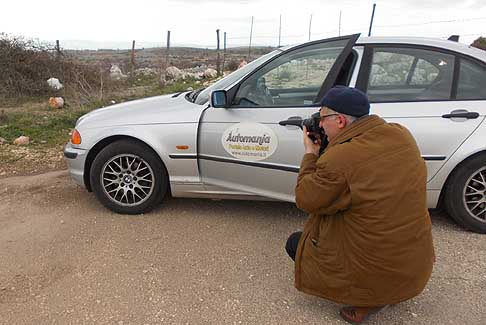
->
[187,87,206,103]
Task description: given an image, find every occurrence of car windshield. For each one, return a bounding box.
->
[192,49,282,105]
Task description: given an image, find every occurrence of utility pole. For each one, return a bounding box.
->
[248,16,254,59]
[339,10,342,36]
[216,29,221,76]
[308,14,313,41]
[278,14,282,47]
[368,3,376,37]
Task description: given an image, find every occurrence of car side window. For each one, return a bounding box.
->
[232,39,350,107]
[367,47,455,102]
[457,59,486,100]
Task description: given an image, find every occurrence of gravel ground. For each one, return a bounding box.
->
[0,170,485,324]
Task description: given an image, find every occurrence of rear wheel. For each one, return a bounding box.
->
[444,154,486,233]
[90,139,168,214]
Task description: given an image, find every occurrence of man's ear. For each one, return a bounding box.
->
[337,115,347,129]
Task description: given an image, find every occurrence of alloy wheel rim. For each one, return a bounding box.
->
[100,154,155,207]
[463,166,486,223]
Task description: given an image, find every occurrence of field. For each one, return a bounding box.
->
[0,45,274,177]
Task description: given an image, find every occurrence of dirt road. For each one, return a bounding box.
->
[0,171,485,324]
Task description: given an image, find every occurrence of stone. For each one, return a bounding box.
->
[203,68,218,79]
[133,67,157,76]
[13,136,30,146]
[238,60,248,69]
[0,137,6,145]
[110,65,127,80]
[48,97,64,109]
[165,66,182,80]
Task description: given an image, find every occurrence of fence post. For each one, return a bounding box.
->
[248,16,254,60]
[216,29,221,76]
[131,40,136,75]
[55,40,61,56]
[222,32,227,74]
[99,64,103,101]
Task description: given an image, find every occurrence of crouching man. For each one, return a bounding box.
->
[286,86,435,324]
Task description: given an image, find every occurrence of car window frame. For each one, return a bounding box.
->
[355,43,486,103]
[222,34,360,110]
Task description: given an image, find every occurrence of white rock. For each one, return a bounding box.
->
[134,67,157,76]
[0,137,6,145]
[13,136,30,146]
[203,68,218,79]
[238,60,248,69]
[165,66,182,80]
[47,78,63,90]
[110,65,127,80]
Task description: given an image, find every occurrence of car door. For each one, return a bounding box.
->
[356,45,485,182]
[197,35,359,202]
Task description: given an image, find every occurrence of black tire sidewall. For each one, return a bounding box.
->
[90,139,168,214]
[445,154,486,233]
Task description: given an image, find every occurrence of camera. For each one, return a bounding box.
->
[302,111,329,153]
[302,112,322,141]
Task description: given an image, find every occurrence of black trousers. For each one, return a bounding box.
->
[285,231,302,262]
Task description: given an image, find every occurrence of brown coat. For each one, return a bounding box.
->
[294,115,435,307]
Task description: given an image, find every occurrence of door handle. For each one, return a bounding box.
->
[279,116,303,129]
[442,110,479,119]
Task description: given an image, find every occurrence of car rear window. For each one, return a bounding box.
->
[456,58,486,100]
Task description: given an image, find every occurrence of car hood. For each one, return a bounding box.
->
[76,92,207,130]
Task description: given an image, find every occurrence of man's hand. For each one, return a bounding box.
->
[303,126,321,156]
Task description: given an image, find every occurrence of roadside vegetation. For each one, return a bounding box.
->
[0,34,218,176]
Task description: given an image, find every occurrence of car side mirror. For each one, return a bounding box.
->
[211,90,228,108]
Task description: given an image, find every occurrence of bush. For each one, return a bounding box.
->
[0,34,111,105]
[226,59,239,72]
[471,37,486,51]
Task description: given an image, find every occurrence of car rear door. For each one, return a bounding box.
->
[356,44,486,182]
[197,34,360,202]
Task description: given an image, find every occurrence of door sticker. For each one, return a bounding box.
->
[222,123,278,161]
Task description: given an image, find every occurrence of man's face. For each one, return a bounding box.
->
[319,107,347,142]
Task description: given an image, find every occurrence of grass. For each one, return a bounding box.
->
[0,78,205,147]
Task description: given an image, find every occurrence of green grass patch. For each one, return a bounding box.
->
[0,77,207,147]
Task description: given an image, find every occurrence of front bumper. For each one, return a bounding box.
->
[64,142,88,188]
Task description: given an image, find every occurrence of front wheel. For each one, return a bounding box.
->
[444,154,486,233]
[90,139,168,214]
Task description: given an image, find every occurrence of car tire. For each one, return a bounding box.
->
[90,139,168,214]
[444,153,486,234]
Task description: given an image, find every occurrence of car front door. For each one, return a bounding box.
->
[356,45,485,183]
[197,35,359,202]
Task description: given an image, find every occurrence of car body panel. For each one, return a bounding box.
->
[65,35,486,211]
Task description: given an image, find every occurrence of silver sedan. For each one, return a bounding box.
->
[64,34,486,233]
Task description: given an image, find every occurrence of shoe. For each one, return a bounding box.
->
[339,305,389,324]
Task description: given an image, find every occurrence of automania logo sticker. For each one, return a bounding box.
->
[221,123,278,161]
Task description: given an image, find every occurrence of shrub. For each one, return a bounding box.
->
[0,34,111,105]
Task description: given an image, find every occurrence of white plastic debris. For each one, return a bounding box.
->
[47,78,63,90]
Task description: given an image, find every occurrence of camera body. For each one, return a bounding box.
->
[302,111,329,153]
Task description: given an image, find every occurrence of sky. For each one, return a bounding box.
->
[1,0,485,49]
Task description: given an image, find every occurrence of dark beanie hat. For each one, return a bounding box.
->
[320,86,370,117]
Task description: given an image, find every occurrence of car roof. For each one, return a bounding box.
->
[281,36,486,62]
